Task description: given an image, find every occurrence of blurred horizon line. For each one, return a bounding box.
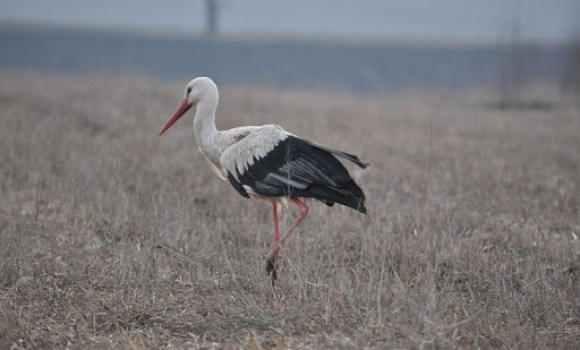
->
[0,20,570,47]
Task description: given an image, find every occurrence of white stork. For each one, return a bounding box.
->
[158,77,367,298]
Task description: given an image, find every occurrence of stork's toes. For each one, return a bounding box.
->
[266,258,277,280]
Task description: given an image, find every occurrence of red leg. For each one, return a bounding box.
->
[267,203,280,307]
[272,203,280,261]
[264,197,309,262]
[266,203,280,279]
[266,198,309,308]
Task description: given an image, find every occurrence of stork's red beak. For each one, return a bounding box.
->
[158,98,192,136]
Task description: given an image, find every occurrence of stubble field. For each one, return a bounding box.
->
[1,71,579,349]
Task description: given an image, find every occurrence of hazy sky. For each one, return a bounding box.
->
[1,0,578,41]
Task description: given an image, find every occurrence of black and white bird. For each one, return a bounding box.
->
[158,77,367,298]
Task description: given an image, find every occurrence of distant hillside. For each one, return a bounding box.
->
[0,24,566,93]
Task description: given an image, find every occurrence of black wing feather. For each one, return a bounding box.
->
[228,135,367,214]
[227,172,250,198]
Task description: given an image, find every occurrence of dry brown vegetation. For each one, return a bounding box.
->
[1,70,579,349]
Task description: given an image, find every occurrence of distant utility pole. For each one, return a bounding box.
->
[497,8,527,105]
[561,1,580,99]
[205,0,220,37]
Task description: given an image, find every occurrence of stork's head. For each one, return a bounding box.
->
[158,77,218,136]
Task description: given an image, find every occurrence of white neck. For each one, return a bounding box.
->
[193,96,219,144]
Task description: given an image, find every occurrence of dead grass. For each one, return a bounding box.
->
[0,70,579,349]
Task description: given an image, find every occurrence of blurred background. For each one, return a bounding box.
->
[1,0,579,96]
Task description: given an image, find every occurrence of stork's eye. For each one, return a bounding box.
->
[186,86,192,95]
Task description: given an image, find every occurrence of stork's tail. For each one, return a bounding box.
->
[292,180,367,214]
[309,142,369,169]
[300,140,368,213]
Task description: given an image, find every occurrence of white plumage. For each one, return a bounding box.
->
[158,77,368,303]
[221,126,288,181]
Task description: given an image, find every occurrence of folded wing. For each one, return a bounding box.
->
[221,127,367,213]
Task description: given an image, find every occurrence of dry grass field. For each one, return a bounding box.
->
[1,70,579,349]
